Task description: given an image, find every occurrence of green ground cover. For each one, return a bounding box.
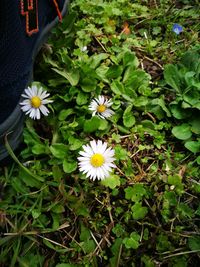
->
[0,0,200,266]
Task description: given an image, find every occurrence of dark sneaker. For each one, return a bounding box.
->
[0,0,69,162]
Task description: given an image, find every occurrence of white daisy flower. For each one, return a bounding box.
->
[89,95,114,119]
[20,85,53,120]
[78,140,116,181]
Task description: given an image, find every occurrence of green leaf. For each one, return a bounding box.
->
[84,116,101,133]
[170,104,191,119]
[101,175,120,189]
[63,159,77,173]
[132,96,148,107]
[50,143,69,159]
[51,204,65,214]
[80,77,97,92]
[188,236,200,250]
[150,98,171,117]
[123,51,139,68]
[172,123,192,140]
[114,145,128,160]
[125,184,147,202]
[123,105,135,128]
[76,91,88,105]
[164,64,182,93]
[58,109,74,121]
[185,141,200,153]
[32,144,47,155]
[68,136,83,151]
[131,202,148,220]
[190,116,200,134]
[168,175,182,186]
[89,53,109,69]
[52,165,63,181]
[56,264,78,267]
[110,80,125,95]
[123,232,140,249]
[52,68,79,86]
[106,65,123,79]
[110,238,123,267]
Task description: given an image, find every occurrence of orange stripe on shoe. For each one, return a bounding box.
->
[52,0,63,22]
[20,0,39,36]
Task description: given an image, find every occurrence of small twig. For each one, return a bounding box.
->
[146,112,156,123]
[163,250,200,259]
[94,36,107,52]
[144,56,164,70]
[37,234,72,250]
[90,231,103,253]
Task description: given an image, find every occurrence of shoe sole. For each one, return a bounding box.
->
[0,0,70,162]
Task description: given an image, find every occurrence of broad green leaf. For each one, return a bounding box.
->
[172,123,192,140]
[170,104,191,119]
[123,105,135,128]
[80,77,97,92]
[89,53,109,69]
[63,159,77,173]
[183,90,199,106]
[68,136,83,151]
[32,144,47,155]
[106,65,123,79]
[164,64,181,93]
[123,69,150,90]
[52,68,79,86]
[123,51,139,68]
[76,91,88,105]
[185,141,200,153]
[132,96,148,107]
[190,116,200,134]
[150,98,171,117]
[110,80,125,95]
[50,143,69,159]
[84,116,101,133]
[58,109,74,121]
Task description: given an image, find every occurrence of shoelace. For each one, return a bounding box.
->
[52,0,62,22]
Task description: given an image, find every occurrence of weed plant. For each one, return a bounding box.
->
[0,0,200,266]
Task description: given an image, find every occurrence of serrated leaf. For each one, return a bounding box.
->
[131,202,148,220]
[125,184,147,202]
[123,232,140,249]
[101,175,120,189]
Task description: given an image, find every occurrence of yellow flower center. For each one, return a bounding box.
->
[31,96,42,108]
[97,104,106,113]
[90,153,105,168]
